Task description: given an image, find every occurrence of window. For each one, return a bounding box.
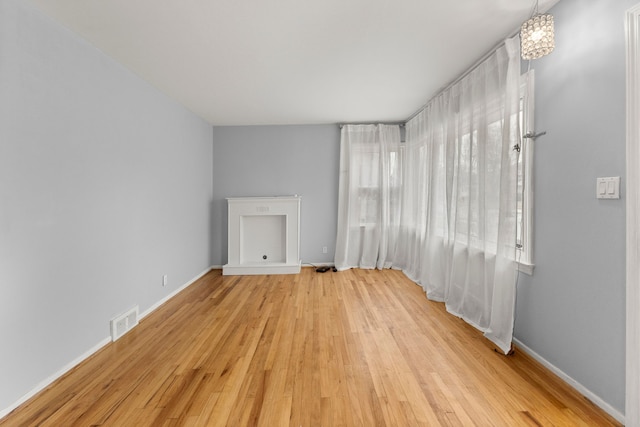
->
[437,70,535,273]
[354,146,401,227]
[516,70,535,274]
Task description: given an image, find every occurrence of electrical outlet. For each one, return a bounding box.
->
[322,246,328,254]
[162,274,168,287]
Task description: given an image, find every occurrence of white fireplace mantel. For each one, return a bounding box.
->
[222,196,301,275]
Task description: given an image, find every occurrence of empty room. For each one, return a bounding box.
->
[1,0,638,425]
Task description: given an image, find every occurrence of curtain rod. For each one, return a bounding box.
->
[405,29,522,124]
[338,122,405,129]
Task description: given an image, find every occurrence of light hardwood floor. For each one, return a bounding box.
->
[1,268,621,426]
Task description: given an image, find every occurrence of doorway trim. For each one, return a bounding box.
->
[626,4,640,426]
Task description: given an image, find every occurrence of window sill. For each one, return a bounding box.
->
[517,261,535,275]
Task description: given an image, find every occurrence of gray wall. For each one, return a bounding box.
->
[514,0,633,414]
[211,125,340,266]
[0,0,213,412]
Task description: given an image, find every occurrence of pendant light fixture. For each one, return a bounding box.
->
[520,0,555,60]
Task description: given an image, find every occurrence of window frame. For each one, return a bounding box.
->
[517,70,535,275]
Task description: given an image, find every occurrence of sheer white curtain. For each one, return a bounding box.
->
[334,124,402,270]
[334,38,520,353]
[397,37,521,353]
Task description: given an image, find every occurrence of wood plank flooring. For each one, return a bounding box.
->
[0,268,621,426]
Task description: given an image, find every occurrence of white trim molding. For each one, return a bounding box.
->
[519,70,536,272]
[626,4,640,426]
[513,339,625,424]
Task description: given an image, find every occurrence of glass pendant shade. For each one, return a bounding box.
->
[520,13,555,60]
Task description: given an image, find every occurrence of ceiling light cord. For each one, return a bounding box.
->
[529,0,539,19]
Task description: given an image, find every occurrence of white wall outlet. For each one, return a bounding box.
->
[162,274,168,287]
[322,246,328,254]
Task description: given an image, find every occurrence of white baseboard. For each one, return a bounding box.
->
[139,266,213,320]
[512,338,625,425]
[0,336,111,419]
[1,266,214,420]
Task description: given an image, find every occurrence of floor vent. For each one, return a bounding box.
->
[110,306,139,341]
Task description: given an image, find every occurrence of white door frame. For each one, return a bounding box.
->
[626,5,640,426]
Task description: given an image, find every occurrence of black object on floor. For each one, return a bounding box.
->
[316,266,330,273]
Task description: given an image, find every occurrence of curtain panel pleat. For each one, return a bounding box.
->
[334,37,521,353]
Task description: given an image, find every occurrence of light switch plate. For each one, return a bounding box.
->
[596,176,620,199]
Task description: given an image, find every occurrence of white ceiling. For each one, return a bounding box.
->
[28,0,560,126]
